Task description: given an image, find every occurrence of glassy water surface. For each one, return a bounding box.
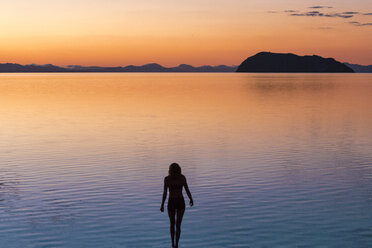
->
[0,73,371,247]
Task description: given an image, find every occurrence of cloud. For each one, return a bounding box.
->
[290,11,354,18]
[343,12,359,15]
[328,13,354,18]
[290,13,305,16]
[309,6,333,9]
[349,21,372,26]
[268,8,372,24]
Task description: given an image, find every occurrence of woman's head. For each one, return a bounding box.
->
[169,163,182,177]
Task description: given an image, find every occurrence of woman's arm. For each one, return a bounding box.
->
[184,176,194,206]
[160,177,168,212]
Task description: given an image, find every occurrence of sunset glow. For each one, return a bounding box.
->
[0,0,371,66]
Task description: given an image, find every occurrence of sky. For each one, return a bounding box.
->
[0,0,371,66]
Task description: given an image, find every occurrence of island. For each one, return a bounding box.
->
[236,52,354,73]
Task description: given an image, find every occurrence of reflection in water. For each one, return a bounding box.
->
[250,74,336,92]
[0,73,372,247]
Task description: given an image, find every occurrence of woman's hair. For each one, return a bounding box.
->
[168,163,182,177]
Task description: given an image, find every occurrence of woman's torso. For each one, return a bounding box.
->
[167,175,185,199]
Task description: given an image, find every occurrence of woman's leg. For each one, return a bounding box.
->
[168,210,176,247]
[175,209,185,248]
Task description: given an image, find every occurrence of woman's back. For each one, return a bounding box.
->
[166,175,185,198]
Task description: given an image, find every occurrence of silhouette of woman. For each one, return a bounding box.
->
[160,163,193,248]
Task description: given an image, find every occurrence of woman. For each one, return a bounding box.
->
[160,163,194,248]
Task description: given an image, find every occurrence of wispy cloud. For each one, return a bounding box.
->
[343,12,359,15]
[349,21,372,26]
[290,11,354,18]
[309,6,333,9]
[267,7,372,27]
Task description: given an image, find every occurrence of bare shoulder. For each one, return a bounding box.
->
[164,176,169,183]
[181,174,187,183]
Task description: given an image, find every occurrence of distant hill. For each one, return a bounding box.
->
[344,63,372,73]
[67,63,238,72]
[0,63,68,72]
[0,63,237,73]
[237,52,354,73]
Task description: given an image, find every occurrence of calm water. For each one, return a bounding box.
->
[0,73,372,247]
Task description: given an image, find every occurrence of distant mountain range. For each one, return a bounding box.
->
[0,57,370,73]
[0,63,237,73]
[237,52,354,73]
[344,63,372,73]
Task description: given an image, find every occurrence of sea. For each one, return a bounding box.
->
[0,73,371,247]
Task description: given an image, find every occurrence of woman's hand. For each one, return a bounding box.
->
[160,205,164,212]
[189,199,194,207]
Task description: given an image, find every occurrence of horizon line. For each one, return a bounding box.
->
[1,61,371,67]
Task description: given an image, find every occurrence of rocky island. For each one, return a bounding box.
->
[236,52,354,73]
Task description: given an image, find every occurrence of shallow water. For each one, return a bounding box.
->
[0,73,371,247]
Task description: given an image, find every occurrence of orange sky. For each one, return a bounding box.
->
[0,0,371,66]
